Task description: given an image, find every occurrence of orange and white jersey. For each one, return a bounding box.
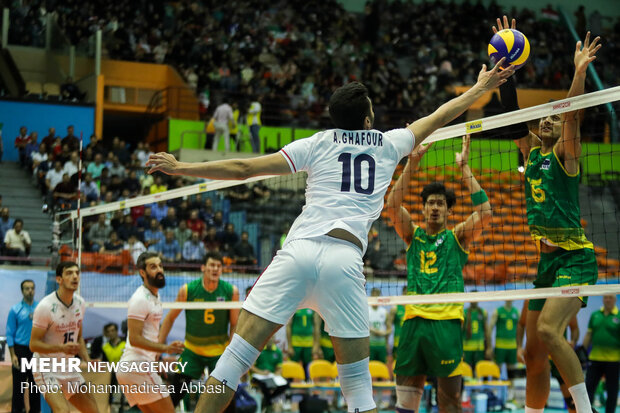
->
[121,285,163,362]
[32,292,85,360]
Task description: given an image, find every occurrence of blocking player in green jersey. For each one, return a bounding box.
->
[286,309,316,370]
[463,302,489,368]
[492,15,601,413]
[159,252,239,406]
[487,301,519,378]
[583,295,620,413]
[313,312,335,362]
[386,135,492,413]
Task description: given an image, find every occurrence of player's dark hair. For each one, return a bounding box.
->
[56,261,79,277]
[205,251,223,264]
[104,322,117,332]
[137,252,160,271]
[329,82,371,130]
[421,182,456,208]
[21,279,34,291]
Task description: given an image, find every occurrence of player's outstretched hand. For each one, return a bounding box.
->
[574,31,601,75]
[62,342,81,355]
[476,58,515,91]
[455,135,471,167]
[166,340,185,354]
[492,15,516,34]
[146,152,180,175]
[411,142,432,160]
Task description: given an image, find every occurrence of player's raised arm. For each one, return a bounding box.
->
[386,143,433,245]
[490,16,539,159]
[407,58,514,145]
[555,31,601,170]
[454,135,493,249]
[159,284,187,344]
[146,152,292,180]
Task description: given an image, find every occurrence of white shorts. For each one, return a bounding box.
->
[116,371,168,407]
[244,235,369,338]
[32,370,85,400]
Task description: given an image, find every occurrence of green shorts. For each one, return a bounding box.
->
[529,248,598,311]
[395,318,462,378]
[463,350,485,368]
[321,346,335,363]
[177,348,221,379]
[292,346,313,365]
[370,345,387,363]
[495,348,517,365]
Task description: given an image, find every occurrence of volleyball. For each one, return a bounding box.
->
[488,28,530,69]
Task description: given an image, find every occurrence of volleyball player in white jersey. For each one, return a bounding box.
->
[29,261,98,413]
[147,61,512,413]
[116,252,184,413]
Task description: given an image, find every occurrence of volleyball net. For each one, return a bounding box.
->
[60,85,620,311]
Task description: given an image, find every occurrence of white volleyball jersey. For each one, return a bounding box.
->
[369,305,388,346]
[121,285,163,362]
[280,128,414,254]
[32,292,86,360]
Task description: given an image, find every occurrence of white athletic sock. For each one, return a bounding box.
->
[525,407,544,413]
[568,383,592,413]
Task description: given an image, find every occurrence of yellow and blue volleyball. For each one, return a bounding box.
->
[488,29,530,70]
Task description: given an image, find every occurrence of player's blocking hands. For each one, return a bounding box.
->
[476,58,515,91]
[147,152,180,175]
[166,340,185,354]
[455,135,471,167]
[492,15,516,34]
[574,31,601,74]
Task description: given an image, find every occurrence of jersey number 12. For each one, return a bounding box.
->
[338,153,376,194]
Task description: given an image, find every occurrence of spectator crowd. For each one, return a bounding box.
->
[4,0,619,130]
[3,123,261,269]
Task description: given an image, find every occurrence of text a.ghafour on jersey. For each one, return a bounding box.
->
[334,130,383,146]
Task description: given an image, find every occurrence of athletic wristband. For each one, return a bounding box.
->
[471,190,488,206]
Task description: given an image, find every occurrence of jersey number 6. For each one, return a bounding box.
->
[338,153,376,194]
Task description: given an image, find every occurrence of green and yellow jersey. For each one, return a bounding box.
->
[405,227,468,321]
[495,306,519,350]
[184,278,234,357]
[588,306,620,362]
[524,146,593,251]
[291,309,314,348]
[463,307,487,352]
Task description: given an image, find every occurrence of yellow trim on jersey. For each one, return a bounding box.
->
[553,146,579,177]
[451,229,469,254]
[320,336,333,348]
[184,340,227,357]
[530,146,541,153]
[463,340,485,351]
[291,336,313,347]
[404,302,464,322]
[530,228,594,251]
[495,338,517,350]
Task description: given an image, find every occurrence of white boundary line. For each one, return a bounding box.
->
[71,86,620,219]
[86,283,620,309]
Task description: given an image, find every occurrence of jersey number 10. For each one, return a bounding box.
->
[338,153,376,194]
